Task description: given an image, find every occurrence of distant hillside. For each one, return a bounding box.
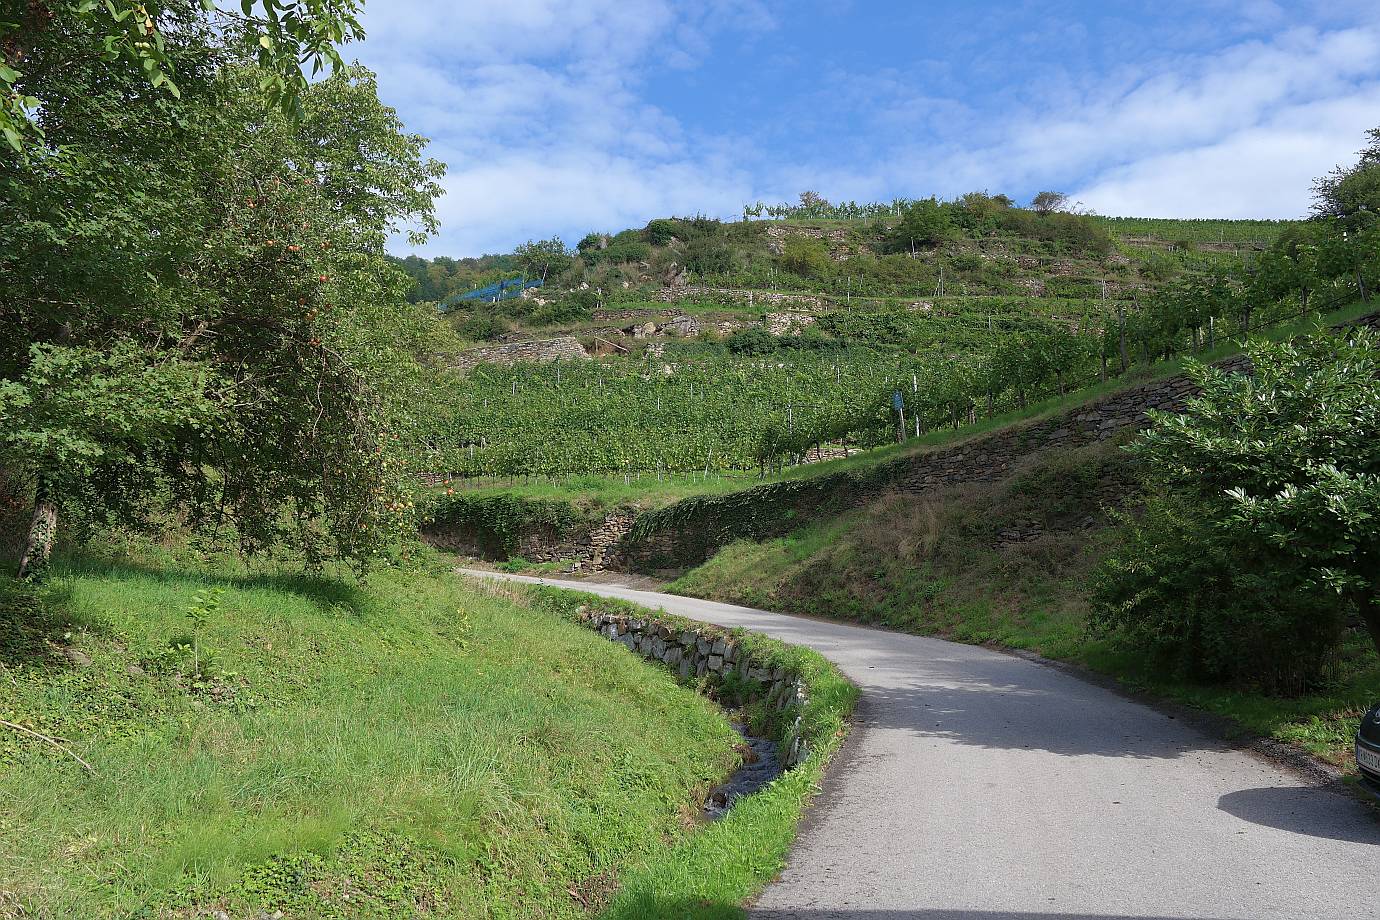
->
[401,200,1295,327]
[402,195,1352,483]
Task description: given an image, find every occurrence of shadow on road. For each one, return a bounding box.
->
[1217,786,1380,845]
[607,895,1251,919]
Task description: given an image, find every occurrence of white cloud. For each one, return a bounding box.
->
[896,25,1380,202]
[1071,88,1380,218]
[355,0,773,254]
[354,3,1380,253]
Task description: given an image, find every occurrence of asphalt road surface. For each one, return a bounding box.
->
[465,571,1378,920]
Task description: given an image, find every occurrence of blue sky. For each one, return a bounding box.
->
[355,1,1380,256]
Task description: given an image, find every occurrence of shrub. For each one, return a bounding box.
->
[726,326,777,355]
[1091,332,1380,692]
[887,198,952,251]
[778,237,831,279]
[644,219,678,246]
[685,237,735,275]
[457,311,509,341]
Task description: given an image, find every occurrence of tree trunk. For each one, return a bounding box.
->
[17,477,57,580]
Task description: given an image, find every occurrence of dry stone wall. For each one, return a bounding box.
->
[655,285,829,312]
[572,604,812,768]
[451,336,588,372]
[423,507,635,573]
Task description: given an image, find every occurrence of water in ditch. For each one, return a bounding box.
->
[703,722,783,820]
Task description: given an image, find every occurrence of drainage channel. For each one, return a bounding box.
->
[704,721,783,820]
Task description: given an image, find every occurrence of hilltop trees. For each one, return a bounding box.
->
[888,198,953,252]
[515,238,574,280]
[1030,191,1069,216]
[0,6,445,577]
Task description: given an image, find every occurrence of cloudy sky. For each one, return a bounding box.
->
[353,1,1380,256]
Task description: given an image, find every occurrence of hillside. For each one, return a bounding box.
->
[400,198,1341,487]
[431,302,1380,788]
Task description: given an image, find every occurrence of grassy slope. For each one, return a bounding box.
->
[0,540,760,918]
[667,434,1380,781]
[527,588,858,920]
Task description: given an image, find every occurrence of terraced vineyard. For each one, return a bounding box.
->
[413,198,1362,480]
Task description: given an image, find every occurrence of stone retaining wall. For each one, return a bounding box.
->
[655,285,829,311]
[451,336,588,372]
[572,605,812,768]
[423,507,635,573]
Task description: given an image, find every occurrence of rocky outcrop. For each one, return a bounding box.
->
[765,225,853,261]
[764,311,817,335]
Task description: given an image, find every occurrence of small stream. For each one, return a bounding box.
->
[703,722,783,820]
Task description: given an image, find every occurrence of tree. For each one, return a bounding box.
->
[1311,125,1380,302]
[1312,126,1380,222]
[1,1,365,153]
[514,237,573,280]
[888,198,952,252]
[1092,332,1380,690]
[796,190,831,217]
[1254,225,1322,315]
[1030,191,1068,216]
[1,12,445,577]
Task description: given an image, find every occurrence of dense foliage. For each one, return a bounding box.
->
[0,1,365,152]
[0,7,445,574]
[1092,332,1380,691]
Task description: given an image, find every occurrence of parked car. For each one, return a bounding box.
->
[1358,703,1380,793]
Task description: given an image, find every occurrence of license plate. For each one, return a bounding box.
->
[1359,743,1380,775]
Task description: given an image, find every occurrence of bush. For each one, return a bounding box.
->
[685,237,735,275]
[1091,332,1380,693]
[778,237,831,279]
[457,311,509,341]
[1091,497,1345,692]
[887,198,952,251]
[644,219,678,246]
[725,326,777,355]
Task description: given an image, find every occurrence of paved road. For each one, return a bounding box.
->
[466,571,1377,920]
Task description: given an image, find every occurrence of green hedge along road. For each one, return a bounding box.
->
[464,571,1378,920]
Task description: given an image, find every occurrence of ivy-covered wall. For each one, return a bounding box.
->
[420,492,594,560]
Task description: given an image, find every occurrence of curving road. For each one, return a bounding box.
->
[466,571,1378,920]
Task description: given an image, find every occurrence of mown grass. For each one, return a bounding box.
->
[1,540,755,918]
[667,435,1380,777]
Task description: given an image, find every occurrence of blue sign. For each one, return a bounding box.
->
[892,391,904,412]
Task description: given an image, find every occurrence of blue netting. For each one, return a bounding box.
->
[443,276,544,310]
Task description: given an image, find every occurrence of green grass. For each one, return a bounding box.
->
[0,541,751,917]
[526,589,858,920]
[1,533,857,918]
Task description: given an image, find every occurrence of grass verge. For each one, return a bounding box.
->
[1,539,754,918]
[524,587,858,920]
